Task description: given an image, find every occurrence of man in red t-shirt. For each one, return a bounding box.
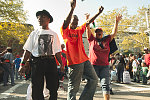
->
[60,0,104,100]
[144,48,150,69]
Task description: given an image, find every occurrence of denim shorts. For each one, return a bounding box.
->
[93,65,110,94]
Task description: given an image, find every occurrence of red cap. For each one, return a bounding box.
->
[95,27,103,33]
[16,55,19,58]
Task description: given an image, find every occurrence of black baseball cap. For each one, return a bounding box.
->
[36,9,53,23]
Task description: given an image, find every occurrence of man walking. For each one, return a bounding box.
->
[14,55,22,79]
[19,9,63,100]
[3,47,15,86]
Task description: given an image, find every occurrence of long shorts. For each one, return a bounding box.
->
[93,65,110,94]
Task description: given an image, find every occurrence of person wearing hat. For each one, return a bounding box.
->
[60,0,104,100]
[86,13,122,100]
[19,9,63,100]
[3,47,15,86]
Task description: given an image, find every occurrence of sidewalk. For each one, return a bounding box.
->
[1,78,150,100]
[56,79,150,100]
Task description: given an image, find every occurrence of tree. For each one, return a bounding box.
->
[0,0,33,55]
[95,6,149,53]
[121,6,149,52]
[0,0,27,22]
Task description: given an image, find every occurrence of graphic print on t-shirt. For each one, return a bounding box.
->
[38,34,53,56]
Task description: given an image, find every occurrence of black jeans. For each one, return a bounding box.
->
[30,56,59,100]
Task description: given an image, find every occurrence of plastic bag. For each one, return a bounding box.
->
[123,71,131,83]
[111,70,117,81]
[26,78,49,100]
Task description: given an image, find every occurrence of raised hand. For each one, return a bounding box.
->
[85,13,90,20]
[70,0,76,9]
[116,14,122,23]
[98,6,104,14]
[110,14,122,40]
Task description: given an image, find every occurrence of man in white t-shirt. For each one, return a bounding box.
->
[19,9,63,100]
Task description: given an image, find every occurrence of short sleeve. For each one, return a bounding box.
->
[53,33,61,54]
[60,25,69,39]
[23,32,34,52]
[76,23,86,35]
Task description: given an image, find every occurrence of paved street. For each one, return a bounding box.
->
[0,78,150,100]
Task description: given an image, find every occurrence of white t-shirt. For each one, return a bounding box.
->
[132,59,139,72]
[23,28,61,57]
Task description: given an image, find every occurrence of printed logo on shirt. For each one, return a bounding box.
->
[68,34,78,37]
[38,34,54,56]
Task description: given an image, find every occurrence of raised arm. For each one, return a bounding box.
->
[85,13,92,39]
[63,0,76,29]
[0,49,7,56]
[86,6,104,27]
[111,14,122,41]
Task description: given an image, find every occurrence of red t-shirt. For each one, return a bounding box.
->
[62,49,67,55]
[61,49,67,66]
[55,50,67,68]
[60,23,89,66]
[88,34,111,66]
[144,53,150,67]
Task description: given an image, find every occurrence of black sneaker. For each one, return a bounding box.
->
[11,83,15,86]
[110,89,114,95]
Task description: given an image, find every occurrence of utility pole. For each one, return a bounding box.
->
[145,7,150,46]
[145,9,150,29]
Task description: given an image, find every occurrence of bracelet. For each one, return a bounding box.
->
[20,61,26,66]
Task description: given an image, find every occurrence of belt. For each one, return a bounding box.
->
[4,59,10,63]
[32,55,55,59]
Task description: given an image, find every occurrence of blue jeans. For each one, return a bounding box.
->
[93,65,110,94]
[67,60,98,100]
[133,71,140,82]
[142,74,147,84]
[16,68,22,79]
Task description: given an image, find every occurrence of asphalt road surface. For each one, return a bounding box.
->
[0,79,150,100]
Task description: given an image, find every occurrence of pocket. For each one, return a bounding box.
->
[31,58,39,64]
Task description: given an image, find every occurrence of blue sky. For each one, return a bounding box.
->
[23,0,150,43]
